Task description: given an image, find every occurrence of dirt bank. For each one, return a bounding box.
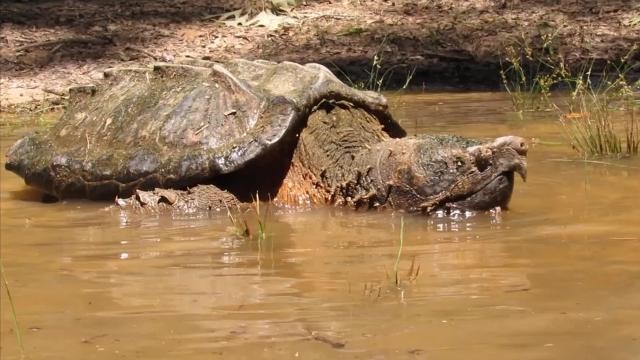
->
[1,0,638,111]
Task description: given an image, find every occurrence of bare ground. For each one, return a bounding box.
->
[1,0,639,111]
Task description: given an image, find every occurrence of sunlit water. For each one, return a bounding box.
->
[1,92,639,359]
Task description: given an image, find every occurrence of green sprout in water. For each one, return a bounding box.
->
[364,216,420,300]
[389,216,420,288]
[253,192,269,242]
[1,263,25,357]
[392,216,404,286]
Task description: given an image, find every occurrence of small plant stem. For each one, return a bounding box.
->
[393,216,404,274]
[1,263,25,356]
[330,35,415,91]
[254,192,268,241]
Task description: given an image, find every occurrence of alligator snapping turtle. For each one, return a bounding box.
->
[5,59,527,214]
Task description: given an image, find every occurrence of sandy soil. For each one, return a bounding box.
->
[1,0,638,111]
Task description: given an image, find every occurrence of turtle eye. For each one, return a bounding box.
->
[474,155,490,172]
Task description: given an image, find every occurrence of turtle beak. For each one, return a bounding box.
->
[516,159,527,182]
[491,136,528,182]
[491,145,527,183]
[467,137,528,183]
[506,151,527,182]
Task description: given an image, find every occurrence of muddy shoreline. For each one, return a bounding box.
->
[1,0,639,112]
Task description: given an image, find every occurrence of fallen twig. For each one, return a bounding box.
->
[202,9,243,21]
[34,105,65,113]
[43,87,67,97]
[16,36,111,52]
[298,13,357,22]
[124,46,159,60]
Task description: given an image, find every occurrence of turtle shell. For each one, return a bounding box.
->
[5,59,404,199]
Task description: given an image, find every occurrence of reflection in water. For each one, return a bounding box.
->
[2,93,640,359]
[428,208,503,232]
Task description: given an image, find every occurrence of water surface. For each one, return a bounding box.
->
[1,92,639,359]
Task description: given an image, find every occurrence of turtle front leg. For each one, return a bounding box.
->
[116,184,241,213]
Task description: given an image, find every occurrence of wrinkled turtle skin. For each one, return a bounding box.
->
[5,59,527,214]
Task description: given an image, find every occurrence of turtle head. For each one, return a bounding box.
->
[373,135,528,214]
[444,136,528,212]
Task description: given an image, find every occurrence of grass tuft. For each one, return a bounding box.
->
[501,33,639,157]
[333,37,416,92]
[557,57,639,158]
[224,192,271,241]
[499,26,564,112]
[225,201,250,238]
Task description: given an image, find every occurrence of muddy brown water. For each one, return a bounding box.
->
[1,92,639,359]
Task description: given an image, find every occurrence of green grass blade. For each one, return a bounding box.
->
[1,263,24,356]
[393,216,404,274]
